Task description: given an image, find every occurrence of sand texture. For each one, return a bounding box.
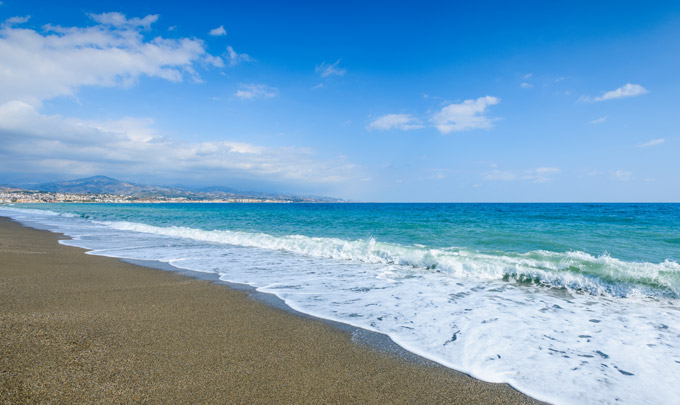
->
[0,216,542,404]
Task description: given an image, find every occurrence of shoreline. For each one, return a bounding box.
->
[1,216,542,403]
[118,257,439,366]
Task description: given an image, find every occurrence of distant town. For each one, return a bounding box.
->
[0,176,344,204]
[0,190,297,204]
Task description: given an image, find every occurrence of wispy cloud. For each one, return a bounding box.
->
[89,12,158,30]
[225,45,252,66]
[484,170,517,181]
[520,82,533,89]
[523,167,561,183]
[579,83,649,102]
[209,25,226,36]
[316,59,346,78]
[588,116,607,125]
[484,167,560,183]
[426,171,447,180]
[367,114,422,131]
[4,15,30,25]
[0,13,364,191]
[375,96,501,134]
[431,96,500,133]
[612,170,632,181]
[0,101,360,185]
[0,13,224,105]
[638,138,665,147]
[523,73,533,80]
[234,83,278,100]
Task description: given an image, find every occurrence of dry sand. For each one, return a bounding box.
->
[0,216,542,404]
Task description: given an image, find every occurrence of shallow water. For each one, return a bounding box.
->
[2,203,679,404]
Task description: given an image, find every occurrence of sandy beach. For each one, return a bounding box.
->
[0,216,541,404]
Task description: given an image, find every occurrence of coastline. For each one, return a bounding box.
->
[0,216,542,403]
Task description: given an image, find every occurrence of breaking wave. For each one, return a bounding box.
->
[101,220,680,298]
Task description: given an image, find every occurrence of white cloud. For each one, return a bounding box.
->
[0,13,224,105]
[484,167,560,183]
[225,45,252,66]
[316,59,346,78]
[580,83,649,102]
[612,170,632,181]
[431,96,500,133]
[234,83,278,100]
[209,25,226,36]
[367,114,422,131]
[596,83,649,101]
[523,73,533,80]
[89,12,158,30]
[523,167,560,183]
[638,138,665,147]
[484,170,517,181]
[4,15,30,25]
[427,171,446,180]
[588,116,607,125]
[520,82,533,88]
[0,14,358,189]
[0,101,359,184]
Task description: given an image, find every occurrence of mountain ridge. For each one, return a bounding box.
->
[27,176,344,202]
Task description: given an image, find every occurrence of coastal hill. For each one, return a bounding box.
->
[3,176,344,203]
[36,176,179,197]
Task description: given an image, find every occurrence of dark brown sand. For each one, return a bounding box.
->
[0,216,542,404]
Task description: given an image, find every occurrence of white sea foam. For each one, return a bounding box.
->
[98,220,680,298]
[2,206,679,404]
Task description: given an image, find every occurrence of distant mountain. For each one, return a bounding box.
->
[35,176,186,197]
[192,185,240,194]
[29,175,345,202]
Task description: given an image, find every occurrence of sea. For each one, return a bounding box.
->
[1,203,678,404]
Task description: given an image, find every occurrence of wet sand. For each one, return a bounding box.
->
[0,216,542,404]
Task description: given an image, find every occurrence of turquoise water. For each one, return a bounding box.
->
[17,202,680,296]
[2,203,679,404]
[26,203,680,261]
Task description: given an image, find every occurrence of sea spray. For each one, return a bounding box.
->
[96,220,680,298]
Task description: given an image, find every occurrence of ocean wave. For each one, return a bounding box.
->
[3,205,680,404]
[100,220,680,298]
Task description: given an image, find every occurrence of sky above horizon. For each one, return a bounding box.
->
[0,1,679,202]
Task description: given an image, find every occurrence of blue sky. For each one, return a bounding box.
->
[0,1,678,201]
